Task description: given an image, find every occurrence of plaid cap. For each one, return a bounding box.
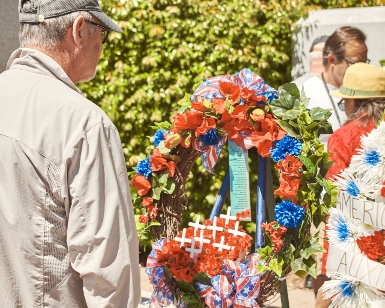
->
[18,0,122,33]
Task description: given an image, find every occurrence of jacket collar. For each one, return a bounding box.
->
[6,48,83,95]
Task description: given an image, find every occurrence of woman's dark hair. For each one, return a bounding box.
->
[323,26,366,67]
[346,98,385,127]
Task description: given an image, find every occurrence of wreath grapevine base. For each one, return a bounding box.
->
[131,68,337,307]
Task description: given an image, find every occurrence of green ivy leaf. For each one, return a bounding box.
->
[178,93,193,107]
[257,263,269,274]
[163,180,176,194]
[291,256,317,278]
[298,155,315,174]
[193,272,212,286]
[164,265,173,281]
[224,99,235,114]
[151,121,173,130]
[279,83,301,99]
[310,107,332,122]
[258,246,273,260]
[275,119,300,138]
[300,237,325,259]
[268,255,284,277]
[177,279,198,293]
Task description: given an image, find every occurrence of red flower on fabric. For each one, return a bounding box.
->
[275,155,302,199]
[212,98,226,114]
[150,149,176,177]
[276,154,303,177]
[218,81,240,105]
[174,110,204,131]
[357,231,385,261]
[142,197,153,208]
[195,117,216,137]
[132,174,151,196]
[139,215,149,224]
[240,88,266,105]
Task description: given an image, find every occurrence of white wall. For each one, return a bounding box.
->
[0,0,20,73]
[292,6,385,79]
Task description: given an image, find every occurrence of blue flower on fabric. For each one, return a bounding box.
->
[154,129,167,147]
[199,129,221,147]
[346,180,359,197]
[262,91,278,103]
[274,201,305,228]
[136,157,152,179]
[363,149,380,166]
[270,135,302,162]
[339,280,355,297]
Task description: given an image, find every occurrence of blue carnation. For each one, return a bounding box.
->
[274,201,305,228]
[346,180,359,197]
[363,149,380,166]
[199,129,221,146]
[136,157,152,179]
[270,135,302,162]
[154,129,167,147]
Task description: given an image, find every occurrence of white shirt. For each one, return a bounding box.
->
[298,75,347,146]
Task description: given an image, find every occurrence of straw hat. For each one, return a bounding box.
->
[330,63,385,99]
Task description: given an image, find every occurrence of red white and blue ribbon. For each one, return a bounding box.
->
[192,136,227,173]
[196,253,261,308]
[145,240,176,307]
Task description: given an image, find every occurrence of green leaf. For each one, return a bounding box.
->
[310,107,332,122]
[164,265,173,281]
[224,99,235,114]
[258,246,273,260]
[300,237,325,259]
[152,186,162,200]
[298,155,315,174]
[300,87,310,107]
[177,279,197,293]
[178,93,193,107]
[163,180,176,194]
[268,256,284,277]
[279,83,301,99]
[275,119,300,138]
[159,173,169,185]
[193,272,212,286]
[152,121,172,130]
[257,263,269,274]
[291,256,317,278]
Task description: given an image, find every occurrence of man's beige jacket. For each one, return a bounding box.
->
[0,48,140,307]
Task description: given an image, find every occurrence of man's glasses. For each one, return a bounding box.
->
[85,20,110,44]
[337,99,345,111]
[343,57,371,65]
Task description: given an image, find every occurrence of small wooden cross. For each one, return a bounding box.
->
[220,206,237,225]
[174,228,192,247]
[206,216,224,240]
[228,221,246,237]
[186,239,202,260]
[188,215,206,236]
[213,236,234,252]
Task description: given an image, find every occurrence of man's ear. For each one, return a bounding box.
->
[327,53,339,66]
[72,16,87,49]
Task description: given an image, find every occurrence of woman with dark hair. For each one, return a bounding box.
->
[316,63,385,308]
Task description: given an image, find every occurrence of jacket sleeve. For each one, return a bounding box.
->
[65,122,140,307]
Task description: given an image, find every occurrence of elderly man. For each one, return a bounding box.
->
[298,26,368,146]
[0,1,140,307]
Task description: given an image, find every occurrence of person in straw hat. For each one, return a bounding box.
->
[315,63,385,308]
[327,63,385,178]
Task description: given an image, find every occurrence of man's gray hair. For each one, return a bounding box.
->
[19,1,95,49]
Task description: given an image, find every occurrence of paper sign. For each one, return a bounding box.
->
[327,245,385,291]
[336,190,385,228]
[228,140,251,221]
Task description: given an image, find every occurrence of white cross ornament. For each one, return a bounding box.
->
[206,216,224,240]
[213,236,234,252]
[220,206,237,225]
[188,215,206,236]
[194,229,211,246]
[186,239,202,261]
[174,228,192,247]
[228,221,246,237]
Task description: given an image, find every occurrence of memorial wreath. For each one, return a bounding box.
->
[131,68,337,307]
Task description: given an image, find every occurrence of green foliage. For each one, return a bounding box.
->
[79,0,385,247]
